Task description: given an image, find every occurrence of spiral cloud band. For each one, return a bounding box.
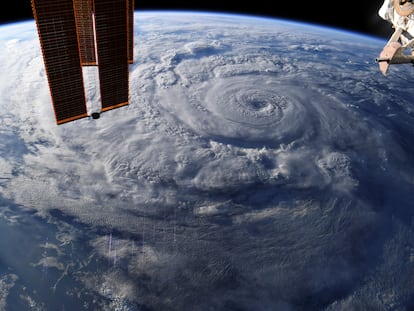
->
[0,13,413,310]
[158,68,354,154]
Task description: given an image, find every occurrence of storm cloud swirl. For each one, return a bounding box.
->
[1,13,414,311]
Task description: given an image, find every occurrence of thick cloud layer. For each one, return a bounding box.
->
[0,12,414,310]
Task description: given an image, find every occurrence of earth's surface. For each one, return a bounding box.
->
[0,11,414,311]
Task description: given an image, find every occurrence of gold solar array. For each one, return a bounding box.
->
[73,0,97,66]
[31,0,134,125]
[94,0,129,111]
[128,0,134,64]
[32,0,88,124]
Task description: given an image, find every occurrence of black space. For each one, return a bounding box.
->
[1,1,392,39]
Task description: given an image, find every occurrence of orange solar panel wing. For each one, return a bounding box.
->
[128,0,134,64]
[32,0,88,125]
[73,0,97,66]
[94,0,129,111]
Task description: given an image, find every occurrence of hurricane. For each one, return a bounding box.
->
[0,12,413,311]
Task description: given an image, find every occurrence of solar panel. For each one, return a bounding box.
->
[73,0,97,65]
[32,0,133,124]
[94,0,129,111]
[32,0,88,124]
[128,0,134,64]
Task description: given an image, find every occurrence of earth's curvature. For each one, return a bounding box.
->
[0,11,414,310]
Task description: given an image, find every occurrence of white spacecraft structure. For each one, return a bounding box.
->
[377,0,414,74]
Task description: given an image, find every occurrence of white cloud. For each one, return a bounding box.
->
[0,12,413,310]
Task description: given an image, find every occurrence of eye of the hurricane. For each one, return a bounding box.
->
[247,98,273,111]
[204,77,290,128]
[249,99,266,109]
[233,91,287,124]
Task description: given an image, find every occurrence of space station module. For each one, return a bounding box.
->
[379,0,414,40]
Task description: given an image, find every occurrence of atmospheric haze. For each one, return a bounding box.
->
[0,11,414,310]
